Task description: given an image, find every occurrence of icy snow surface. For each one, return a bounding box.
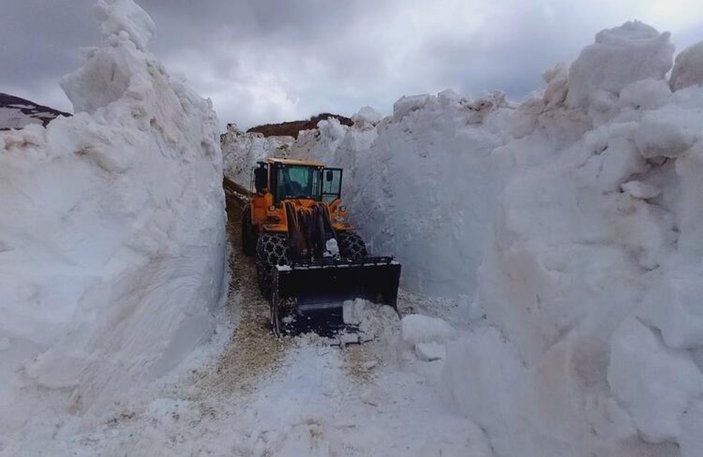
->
[222,21,703,457]
[0,0,225,450]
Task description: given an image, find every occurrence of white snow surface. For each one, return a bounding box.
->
[221,22,703,457]
[0,0,225,448]
[565,21,674,109]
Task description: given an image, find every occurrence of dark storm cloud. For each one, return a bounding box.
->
[2,0,702,131]
[0,0,97,102]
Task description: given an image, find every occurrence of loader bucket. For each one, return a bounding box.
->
[271,257,401,336]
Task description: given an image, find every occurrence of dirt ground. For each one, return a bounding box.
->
[203,180,289,394]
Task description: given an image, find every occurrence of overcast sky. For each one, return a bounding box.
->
[2,0,702,130]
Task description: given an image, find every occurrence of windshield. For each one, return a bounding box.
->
[276,165,322,201]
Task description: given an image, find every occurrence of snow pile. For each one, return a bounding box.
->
[351,106,383,125]
[445,23,703,456]
[0,0,225,441]
[336,299,400,347]
[221,123,293,188]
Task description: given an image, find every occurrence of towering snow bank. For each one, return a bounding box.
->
[0,0,225,439]
[444,24,703,457]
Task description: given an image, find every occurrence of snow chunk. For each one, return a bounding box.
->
[566,21,674,108]
[608,318,703,442]
[401,314,455,347]
[96,0,156,52]
[438,89,461,106]
[352,106,382,125]
[619,78,671,110]
[634,118,695,158]
[342,299,366,325]
[393,94,430,119]
[671,41,703,91]
[415,342,446,361]
[464,91,507,124]
[324,238,339,257]
[621,180,661,199]
[543,63,569,109]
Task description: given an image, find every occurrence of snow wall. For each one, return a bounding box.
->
[223,21,703,457]
[0,0,226,436]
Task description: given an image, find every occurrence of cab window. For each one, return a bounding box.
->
[275,165,322,201]
[322,168,342,203]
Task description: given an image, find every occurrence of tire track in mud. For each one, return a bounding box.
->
[202,180,289,394]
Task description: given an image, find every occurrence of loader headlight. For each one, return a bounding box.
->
[339,205,346,212]
[269,205,276,211]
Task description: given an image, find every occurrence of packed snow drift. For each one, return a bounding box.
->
[223,21,703,457]
[0,0,225,446]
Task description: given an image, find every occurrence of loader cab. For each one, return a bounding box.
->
[252,158,343,205]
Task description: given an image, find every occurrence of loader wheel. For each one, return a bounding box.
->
[256,232,290,299]
[337,231,368,260]
[241,204,257,257]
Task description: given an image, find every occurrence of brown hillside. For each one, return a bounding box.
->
[247,113,353,139]
[0,93,71,130]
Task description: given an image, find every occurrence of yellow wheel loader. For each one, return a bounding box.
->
[241,157,401,336]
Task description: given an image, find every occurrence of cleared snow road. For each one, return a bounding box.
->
[41,182,490,457]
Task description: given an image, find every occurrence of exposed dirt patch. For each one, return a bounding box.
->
[0,93,71,130]
[342,344,378,383]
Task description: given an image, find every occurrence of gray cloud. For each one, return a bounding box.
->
[2,0,702,131]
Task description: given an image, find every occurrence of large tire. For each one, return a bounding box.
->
[337,231,368,260]
[241,204,257,257]
[256,232,290,298]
